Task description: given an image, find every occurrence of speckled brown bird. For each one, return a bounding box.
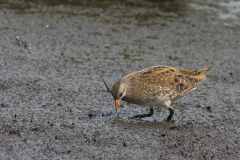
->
[102,65,214,121]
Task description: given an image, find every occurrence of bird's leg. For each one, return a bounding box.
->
[133,106,154,119]
[166,102,174,122]
[167,107,174,122]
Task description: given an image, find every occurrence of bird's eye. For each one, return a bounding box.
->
[119,93,123,97]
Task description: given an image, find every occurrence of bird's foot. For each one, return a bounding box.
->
[166,115,173,122]
[132,113,153,119]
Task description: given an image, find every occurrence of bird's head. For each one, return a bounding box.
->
[100,76,126,112]
[111,80,126,112]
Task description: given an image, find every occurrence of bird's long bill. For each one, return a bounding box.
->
[115,99,120,112]
[100,76,111,92]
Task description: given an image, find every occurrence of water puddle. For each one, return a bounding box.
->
[189,0,240,26]
[219,1,240,20]
[82,111,165,122]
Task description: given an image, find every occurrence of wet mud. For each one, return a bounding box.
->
[0,0,239,159]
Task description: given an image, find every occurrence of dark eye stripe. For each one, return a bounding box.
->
[120,93,123,97]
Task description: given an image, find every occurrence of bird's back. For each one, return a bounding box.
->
[122,66,214,106]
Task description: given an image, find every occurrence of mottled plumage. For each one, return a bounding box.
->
[103,65,214,121]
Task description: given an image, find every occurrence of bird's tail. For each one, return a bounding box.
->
[199,67,215,76]
[177,67,215,76]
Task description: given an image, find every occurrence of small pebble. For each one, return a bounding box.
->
[88,113,94,118]
[86,139,90,144]
[0,103,6,107]
[161,133,166,137]
[170,126,178,130]
[195,104,201,108]
[206,106,212,112]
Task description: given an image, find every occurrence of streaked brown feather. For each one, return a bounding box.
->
[118,66,213,105]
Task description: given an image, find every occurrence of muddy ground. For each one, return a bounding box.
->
[0,0,239,159]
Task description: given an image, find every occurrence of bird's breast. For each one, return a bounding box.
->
[122,85,173,106]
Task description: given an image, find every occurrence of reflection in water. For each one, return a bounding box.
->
[219,1,240,20]
[83,110,166,122]
[1,0,188,14]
